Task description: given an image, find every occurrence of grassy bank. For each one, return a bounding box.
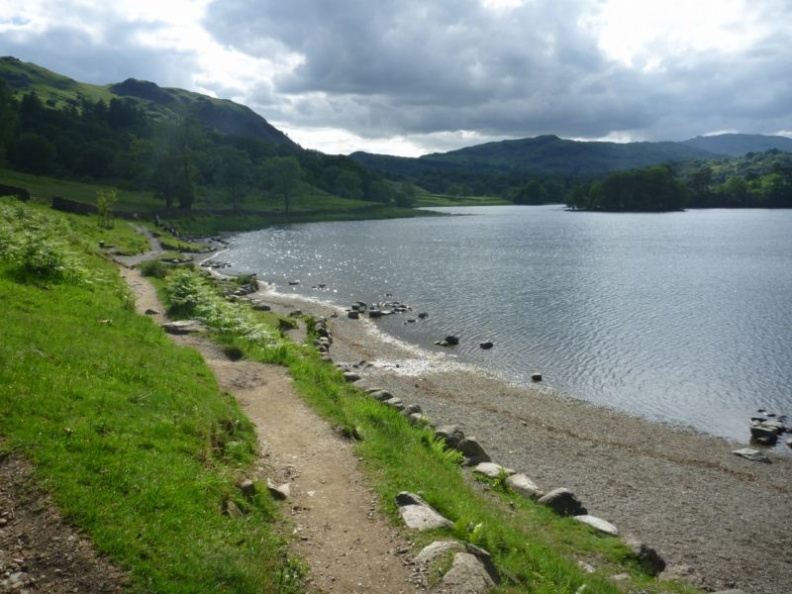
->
[0,198,301,593]
[0,169,444,235]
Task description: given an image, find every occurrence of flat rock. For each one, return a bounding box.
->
[573,514,619,536]
[162,320,206,334]
[414,540,466,565]
[383,397,405,411]
[505,473,543,499]
[473,462,515,479]
[732,448,771,463]
[395,491,453,531]
[537,488,587,516]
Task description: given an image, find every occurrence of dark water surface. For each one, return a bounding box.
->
[223,205,792,444]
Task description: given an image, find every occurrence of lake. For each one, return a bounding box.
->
[221,205,792,445]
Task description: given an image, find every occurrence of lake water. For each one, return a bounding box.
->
[221,205,792,445]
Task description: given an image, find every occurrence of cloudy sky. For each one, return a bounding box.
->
[1,0,790,156]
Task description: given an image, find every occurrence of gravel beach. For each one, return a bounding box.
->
[256,286,792,594]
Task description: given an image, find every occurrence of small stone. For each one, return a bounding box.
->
[573,515,619,536]
[267,479,291,500]
[531,373,542,382]
[395,492,453,531]
[537,488,587,516]
[473,462,515,479]
[624,536,666,576]
[238,479,256,499]
[457,437,491,466]
[434,425,465,449]
[732,448,771,463]
[505,474,544,499]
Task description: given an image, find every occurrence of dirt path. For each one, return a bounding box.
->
[118,267,429,593]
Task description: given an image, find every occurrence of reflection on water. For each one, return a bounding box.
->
[225,205,792,445]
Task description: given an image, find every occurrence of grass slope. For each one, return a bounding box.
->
[0,198,299,593]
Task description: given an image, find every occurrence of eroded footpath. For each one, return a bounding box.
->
[119,267,430,594]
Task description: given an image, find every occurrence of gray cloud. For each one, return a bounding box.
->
[204,0,792,147]
[1,0,790,154]
[0,8,199,89]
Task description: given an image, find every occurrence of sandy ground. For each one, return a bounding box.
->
[253,286,792,594]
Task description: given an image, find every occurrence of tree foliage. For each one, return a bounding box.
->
[566,165,688,211]
[0,87,396,211]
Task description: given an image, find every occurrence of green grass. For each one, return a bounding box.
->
[0,199,300,593]
[414,192,511,207]
[0,169,441,235]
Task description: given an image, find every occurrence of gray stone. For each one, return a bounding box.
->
[267,478,291,500]
[162,320,206,334]
[537,488,587,516]
[624,536,666,576]
[238,479,256,499]
[710,590,747,594]
[347,310,360,319]
[368,389,394,402]
[383,397,405,411]
[750,424,778,444]
[144,308,159,315]
[733,448,771,463]
[440,553,496,594]
[505,473,544,499]
[342,371,361,383]
[531,373,542,382]
[395,492,453,530]
[473,462,515,479]
[401,403,423,416]
[435,424,465,449]
[573,515,619,536]
[408,413,434,428]
[457,437,491,466]
[414,540,465,565]
[252,303,271,311]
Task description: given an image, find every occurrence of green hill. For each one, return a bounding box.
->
[0,57,419,226]
[682,133,792,157]
[0,57,296,148]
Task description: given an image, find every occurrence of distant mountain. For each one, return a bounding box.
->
[0,56,297,149]
[352,133,792,180]
[681,133,792,157]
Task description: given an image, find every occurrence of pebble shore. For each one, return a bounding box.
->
[255,285,792,594]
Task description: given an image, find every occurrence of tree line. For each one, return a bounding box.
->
[0,79,413,210]
[565,151,792,211]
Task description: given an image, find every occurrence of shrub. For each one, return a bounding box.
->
[139,259,167,279]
